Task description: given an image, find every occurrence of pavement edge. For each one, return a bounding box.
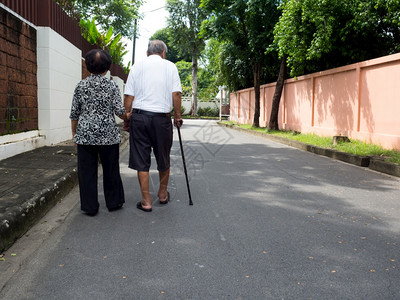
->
[0,170,78,252]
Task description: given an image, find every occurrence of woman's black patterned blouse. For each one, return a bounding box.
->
[70,74,126,145]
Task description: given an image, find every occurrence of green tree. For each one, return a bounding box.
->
[176,60,219,100]
[150,28,190,63]
[197,65,219,99]
[268,0,400,130]
[176,61,193,97]
[201,0,280,127]
[167,0,208,116]
[201,39,224,89]
[204,38,253,92]
[55,0,142,38]
[274,0,400,78]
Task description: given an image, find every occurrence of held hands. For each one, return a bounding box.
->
[118,112,131,121]
[123,120,130,132]
[124,112,132,121]
[121,112,131,132]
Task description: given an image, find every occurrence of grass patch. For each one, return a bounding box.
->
[221,121,400,165]
[182,115,228,120]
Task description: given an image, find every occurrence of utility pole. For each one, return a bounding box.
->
[131,6,166,65]
[132,19,137,65]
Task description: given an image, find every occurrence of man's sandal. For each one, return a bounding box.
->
[159,192,170,205]
[136,201,152,212]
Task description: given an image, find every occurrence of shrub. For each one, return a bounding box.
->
[197,106,219,117]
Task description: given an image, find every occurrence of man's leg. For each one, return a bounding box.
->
[158,169,170,201]
[138,171,152,208]
[152,116,173,203]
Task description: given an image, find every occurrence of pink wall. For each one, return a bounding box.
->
[230,53,400,151]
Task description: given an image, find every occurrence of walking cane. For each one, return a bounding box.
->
[177,120,193,205]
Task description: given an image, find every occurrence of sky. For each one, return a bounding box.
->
[123,0,168,66]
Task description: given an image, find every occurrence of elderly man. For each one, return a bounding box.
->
[124,39,183,212]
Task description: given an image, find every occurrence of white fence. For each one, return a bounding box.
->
[181,97,219,114]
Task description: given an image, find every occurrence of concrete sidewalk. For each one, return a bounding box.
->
[0,142,78,252]
[1,123,399,253]
[0,130,129,253]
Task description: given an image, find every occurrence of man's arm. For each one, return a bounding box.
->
[124,94,134,113]
[122,95,134,131]
[173,91,182,127]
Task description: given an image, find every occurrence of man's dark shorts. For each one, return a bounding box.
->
[128,112,173,172]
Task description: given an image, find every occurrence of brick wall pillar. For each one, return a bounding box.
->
[0,6,38,135]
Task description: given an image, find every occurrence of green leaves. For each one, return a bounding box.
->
[200,0,281,90]
[79,18,99,45]
[167,0,209,115]
[274,0,400,77]
[167,0,207,56]
[56,0,142,38]
[175,59,218,99]
[79,18,130,68]
[150,28,191,63]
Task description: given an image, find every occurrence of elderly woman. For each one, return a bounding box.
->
[70,49,130,216]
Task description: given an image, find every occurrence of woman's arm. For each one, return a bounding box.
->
[71,120,78,139]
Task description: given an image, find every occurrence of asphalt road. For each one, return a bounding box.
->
[1,119,400,299]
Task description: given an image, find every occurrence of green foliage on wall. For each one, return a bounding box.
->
[79,18,130,71]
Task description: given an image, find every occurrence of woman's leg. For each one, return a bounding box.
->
[99,144,125,210]
[77,145,99,214]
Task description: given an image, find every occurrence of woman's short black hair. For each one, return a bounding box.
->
[85,49,112,74]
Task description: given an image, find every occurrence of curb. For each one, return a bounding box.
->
[369,158,400,177]
[0,170,78,252]
[218,123,400,178]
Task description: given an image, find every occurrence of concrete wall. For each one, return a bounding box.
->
[37,26,82,145]
[111,75,125,106]
[181,97,219,114]
[230,53,400,151]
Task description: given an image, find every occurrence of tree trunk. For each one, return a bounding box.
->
[253,61,261,127]
[191,54,198,116]
[268,55,287,130]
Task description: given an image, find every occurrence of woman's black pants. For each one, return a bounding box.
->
[77,144,125,213]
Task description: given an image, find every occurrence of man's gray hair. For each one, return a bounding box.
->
[147,39,168,55]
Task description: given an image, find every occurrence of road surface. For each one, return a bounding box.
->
[1,120,399,299]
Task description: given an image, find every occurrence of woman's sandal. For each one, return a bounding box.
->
[108,203,123,212]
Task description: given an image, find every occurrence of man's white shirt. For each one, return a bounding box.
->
[124,55,182,113]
